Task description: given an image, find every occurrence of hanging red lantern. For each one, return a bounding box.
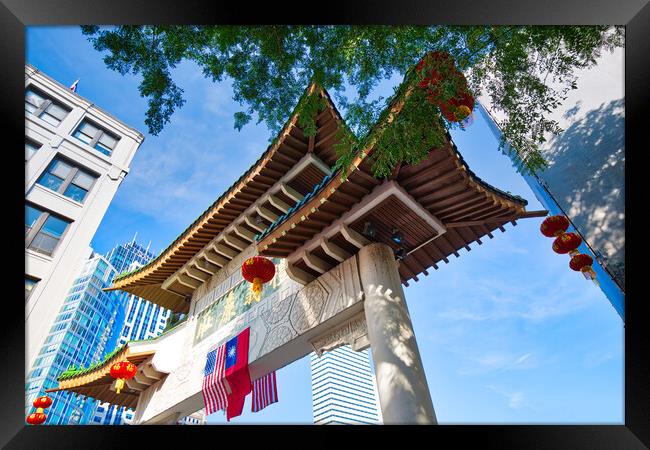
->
[416,52,474,122]
[448,92,475,121]
[416,52,451,92]
[416,52,475,123]
[33,395,53,410]
[569,253,597,280]
[439,92,475,122]
[552,232,582,255]
[241,256,276,301]
[109,361,137,394]
[540,215,570,237]
[26,412,47,425]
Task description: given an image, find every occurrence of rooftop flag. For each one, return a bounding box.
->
[69,79,79,92]
[224,327,252,421]
[252,371,278,413]
[201,346,228,415]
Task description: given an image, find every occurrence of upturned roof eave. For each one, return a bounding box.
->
[110,81,326,290]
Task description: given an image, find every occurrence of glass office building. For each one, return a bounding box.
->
[25,251,122,424]
[25,237,172,425]
[104,235,155,273]
[311,346,382,425]
[91,238,171,425]
[115,292,171,347]
[104,238,170,348]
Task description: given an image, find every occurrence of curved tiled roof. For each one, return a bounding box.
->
[254,140,528,243]
[254,77,528,244]
[111,63,534,307]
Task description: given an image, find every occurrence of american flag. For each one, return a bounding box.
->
[69,79,79,92]
[202,345,228,414]
[251,371,278,413]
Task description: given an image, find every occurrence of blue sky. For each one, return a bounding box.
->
[26,26,623,424]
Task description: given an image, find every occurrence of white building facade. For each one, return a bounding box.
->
[311,346,382,425]
[177,410,207,425]
[25,63,144,371]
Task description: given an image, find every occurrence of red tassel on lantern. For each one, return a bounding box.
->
[242,256,276,302]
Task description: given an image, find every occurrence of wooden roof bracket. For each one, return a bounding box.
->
[287,180,447,262]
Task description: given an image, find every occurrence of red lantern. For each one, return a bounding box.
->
[552,232,582,255]
[416,52,475,123]
[241,256,276,301]
[439,92,475,122]
[447,92,475,121]
[33,395,53,410]
[26,412,47,425]
[540,215,570,237]
[109,361,137,394]
[417,54,447,91]
[569,253,597,280]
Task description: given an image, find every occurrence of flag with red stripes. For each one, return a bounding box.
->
[251,371,278,413]
[201,344,228,415]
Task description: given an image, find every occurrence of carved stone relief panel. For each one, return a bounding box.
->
[310,312,370,357]
[136,254,365,423]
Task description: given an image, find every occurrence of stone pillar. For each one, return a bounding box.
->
[144,411,181,425]
[358,243,437,424]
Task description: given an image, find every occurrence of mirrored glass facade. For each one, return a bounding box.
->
[92,239,172,425]
[25,253,120,424]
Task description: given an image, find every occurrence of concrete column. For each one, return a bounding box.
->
[146,411,181,425]
[358,243,437,424]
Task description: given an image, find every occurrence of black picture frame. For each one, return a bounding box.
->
[3,0,647,448]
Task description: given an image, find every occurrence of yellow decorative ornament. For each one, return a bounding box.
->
[456,105,472,121]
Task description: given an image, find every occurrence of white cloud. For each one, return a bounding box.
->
[436,268,598,323]
[487,385,533,411]
[458,352,536,376]
[582,349,618,368]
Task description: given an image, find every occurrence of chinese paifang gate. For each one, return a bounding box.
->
[47,80,546,424]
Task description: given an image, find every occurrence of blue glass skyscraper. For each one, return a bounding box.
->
[25,250,121,424]
[91,238,171,425]
[104,234,155,274]
[25,236,171,425]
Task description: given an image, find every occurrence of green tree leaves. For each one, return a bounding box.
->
[81,25,623,175]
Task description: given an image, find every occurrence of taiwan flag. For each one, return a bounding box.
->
[224,327,252,421]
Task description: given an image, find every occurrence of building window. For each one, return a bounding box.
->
[25,276,39,300]
[36,157,98,203]
[25,204,71,256]
[72,120,120,156]
[25,139,42,161]
[25,86,71,127]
